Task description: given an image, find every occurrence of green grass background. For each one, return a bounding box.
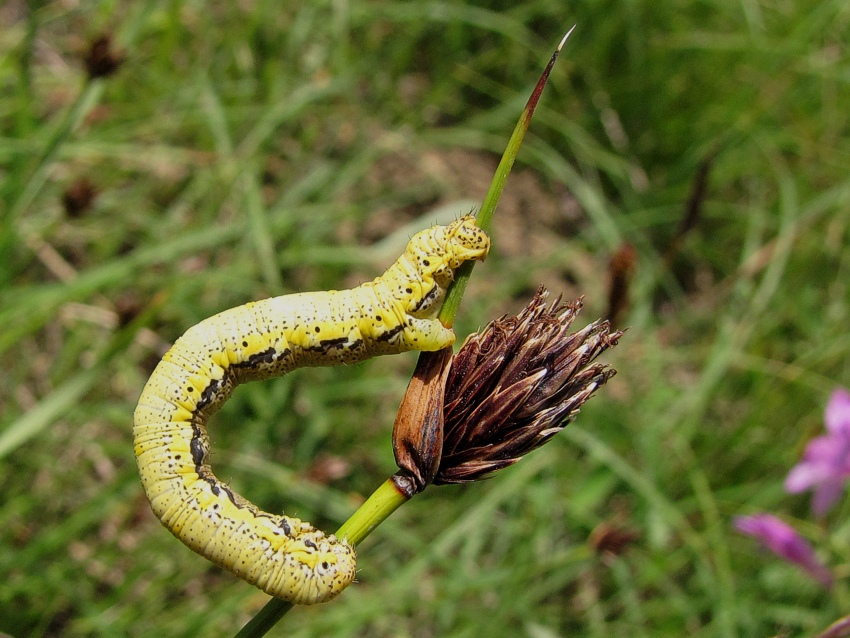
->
[2,1,849,636]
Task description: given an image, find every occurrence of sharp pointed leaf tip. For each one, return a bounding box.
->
[559,25,577,51]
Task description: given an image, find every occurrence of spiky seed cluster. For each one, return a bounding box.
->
[434,287,622,484]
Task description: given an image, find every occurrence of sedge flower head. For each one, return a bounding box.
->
[392,288,622,493]
[436,289,621,484]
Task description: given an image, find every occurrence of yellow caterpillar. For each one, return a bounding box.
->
[133,216,490,604]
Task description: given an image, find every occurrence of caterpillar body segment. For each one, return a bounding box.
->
[133,216,490,604]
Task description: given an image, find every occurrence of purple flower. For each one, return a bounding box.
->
[785,388,850,516]
[734,514,832,588]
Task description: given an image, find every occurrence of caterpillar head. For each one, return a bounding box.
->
[407,215,490,287]
[383,216,491,321]
[440,215,491,270]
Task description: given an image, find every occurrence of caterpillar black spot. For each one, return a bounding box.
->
[133,216,490,604]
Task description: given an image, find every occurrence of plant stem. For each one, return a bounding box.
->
[235,29,574,638]
[438,25,575,327]
[235,479,410,638]
[335,477,411,544]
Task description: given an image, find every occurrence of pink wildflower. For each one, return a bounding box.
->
[785,388,850,516]
[734,514,832,588]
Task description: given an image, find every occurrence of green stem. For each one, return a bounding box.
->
[438,25,575,326]
[234,28,574,638]
[233,599,293,638]
[235,479,410,638]
[335,477,410,545]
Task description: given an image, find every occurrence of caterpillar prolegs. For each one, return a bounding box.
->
[133,216,490,604]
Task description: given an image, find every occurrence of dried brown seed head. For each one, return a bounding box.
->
[84,34,123,80]
[391,287,623,490]
[436,287,622,484]
[62,178,97,218]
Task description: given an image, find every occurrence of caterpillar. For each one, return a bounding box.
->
[133,215,490,604]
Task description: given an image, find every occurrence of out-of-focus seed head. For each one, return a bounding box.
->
[62,178,98,218]
[606,243,637,327]
[589,521,640,558]
[434,287,623,485]
[84,34,123,80]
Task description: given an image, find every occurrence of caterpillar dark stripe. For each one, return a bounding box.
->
[133,216,490,604]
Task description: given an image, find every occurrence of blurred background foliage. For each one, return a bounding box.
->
[1,0,849,636]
